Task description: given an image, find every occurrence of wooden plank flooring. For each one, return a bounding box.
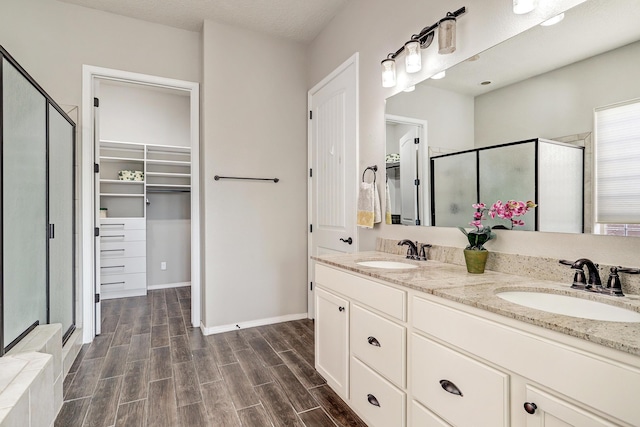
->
[56,287,366,427]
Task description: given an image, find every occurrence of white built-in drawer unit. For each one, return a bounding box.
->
[411,332,509,427]
[350,356,406,427]
[100,218,146,299]
[315,264,406,321]
[351,304,406,388]
[411,400,451,427]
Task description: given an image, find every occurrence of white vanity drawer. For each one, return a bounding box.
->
[411,400,451,427]
[100,218,146,230]
[316,264,406,321]
[411,333,509,427]
[100,241,146,258]
[351,304,406,387]
[100,256,146,276]
[100,229,145,242]
[100,273,146,292]
[350,356,406,427]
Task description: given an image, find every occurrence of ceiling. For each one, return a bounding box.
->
[425,0,640,96]
[57,0,349,43]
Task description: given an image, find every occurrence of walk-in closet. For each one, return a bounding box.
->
[94,78,197,315]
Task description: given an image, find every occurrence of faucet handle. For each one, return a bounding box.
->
[571,269,587,289]
[418,244,432,261]
[559,259,574,266]
[603,267,625,297]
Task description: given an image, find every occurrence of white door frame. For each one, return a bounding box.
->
[81,65,201,343]
[307,53,359,318]
[385,114,430,226]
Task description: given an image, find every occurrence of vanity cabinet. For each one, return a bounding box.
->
[314,261,640,427]
[315,264,408,427]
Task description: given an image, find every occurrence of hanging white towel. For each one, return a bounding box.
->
[373,182,382,224]
[357,182,375,228]
[385,180,392,224]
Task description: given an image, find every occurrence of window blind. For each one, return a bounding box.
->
[594,99,640,223]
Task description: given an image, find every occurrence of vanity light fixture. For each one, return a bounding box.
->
[404,40,422,73]
[431,70,446,80]
[381,6,466,88]
[540,13,565,26]
[513,0,537,14]
[381,57,397,88]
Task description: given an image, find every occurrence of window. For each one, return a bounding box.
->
[594,99,640,235]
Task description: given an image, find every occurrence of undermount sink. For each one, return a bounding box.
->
[356,260,418,269]
[496,291,640,322]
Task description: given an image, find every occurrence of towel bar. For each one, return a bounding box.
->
[214,175,279,183]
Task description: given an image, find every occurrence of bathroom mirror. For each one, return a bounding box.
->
[385,0,640,235]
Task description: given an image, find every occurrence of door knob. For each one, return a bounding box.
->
[339,237,353,245]
[523,402,537,414]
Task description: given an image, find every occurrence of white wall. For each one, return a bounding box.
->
[386,85,475,153]
[0,0,201,108]
[308,0,640,267]
[202,20,308,329]
[475,40,640,146]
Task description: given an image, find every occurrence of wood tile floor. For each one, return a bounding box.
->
[56,287,367,427]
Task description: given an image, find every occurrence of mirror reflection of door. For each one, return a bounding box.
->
[386,117,426,226]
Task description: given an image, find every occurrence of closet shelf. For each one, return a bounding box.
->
[100,156,144,163]
[146,159,191,166]
[99,193,145,198]
[100,179,144,184]
[146,184,191,189]
[145,172,190,178]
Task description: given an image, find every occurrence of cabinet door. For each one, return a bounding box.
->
[315,287,349,398]
[523,386,617,427]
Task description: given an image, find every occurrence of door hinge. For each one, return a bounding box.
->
[415,219,421,226]
[94,97,99,108]
[414,137,420,144]
[310,224,313,233]
[310,282,313,291]
[309,110,312,120]
[95,293,100,303]
[94,227,100,237]
[94,163,100,173]
[309,168,312,178]
[48,224,55,239]
[414,178,420,186]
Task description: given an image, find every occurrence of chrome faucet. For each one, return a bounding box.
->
[398,240,419,260]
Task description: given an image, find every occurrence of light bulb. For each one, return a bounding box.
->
[381,58,396,88]
[404,40,422,73]
[513,0,537,14]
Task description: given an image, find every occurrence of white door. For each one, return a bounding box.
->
[308,54,358,318]
[399,128,419,225]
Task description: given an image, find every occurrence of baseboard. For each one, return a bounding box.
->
[147,282,191,291]
[200,312,308,335]
[101,289,147,300]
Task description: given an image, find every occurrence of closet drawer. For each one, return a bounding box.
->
[351,304,406,388]
[350,356,406,427]
[411,400,451,427]
[100,229,145,242]
[100,218,146,230]
[100,257,146,276]
[100,273,146,293]
[100,241,146,258]
[411,333,508,427]
[315,264,406,321]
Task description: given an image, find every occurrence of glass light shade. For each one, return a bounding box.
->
[381,58,396,88]
[540,13,565,26]
[438,17,456,54]
[404,40,422,73]
[513,0,537,14]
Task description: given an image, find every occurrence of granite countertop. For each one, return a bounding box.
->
[313,251,640,357]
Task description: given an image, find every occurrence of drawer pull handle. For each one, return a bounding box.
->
[338,306,345,312]
[102,234,125,238]
[101,281,125,286]
[367,336,381,347]
[523,402,537,415]
[101,265,125,269]
[101,249,125,252]
[367,394,380,407]
[102,223,125,226]
[440,380,463,397]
